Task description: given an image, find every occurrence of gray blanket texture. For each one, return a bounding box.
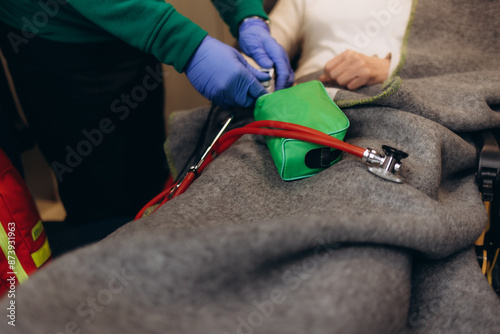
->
[2,0,500,333]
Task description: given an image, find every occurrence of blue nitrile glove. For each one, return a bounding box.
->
[238,17,294,91]
[185,36,271,108]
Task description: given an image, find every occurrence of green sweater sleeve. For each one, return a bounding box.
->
[211,0,268,37]
[67,0,268,72]
[67,0,208,72]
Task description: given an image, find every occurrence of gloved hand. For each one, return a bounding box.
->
[238,17,294,91]
[185,36,271,108]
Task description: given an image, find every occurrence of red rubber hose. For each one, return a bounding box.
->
[247,120,340,139]
[172,172,196,199]
[134,174,176,220]
[215,122,366,158]
[250,120,366,158]
[136,120,367,220]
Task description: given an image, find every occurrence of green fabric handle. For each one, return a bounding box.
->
[254,80,350,181]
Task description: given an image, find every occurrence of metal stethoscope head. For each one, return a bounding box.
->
[362,145,409,183]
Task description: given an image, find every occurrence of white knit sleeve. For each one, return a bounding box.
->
[269,0,304,61]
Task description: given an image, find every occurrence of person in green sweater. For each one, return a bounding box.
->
[0,0,293,255]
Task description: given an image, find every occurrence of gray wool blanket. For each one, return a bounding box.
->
[2,0,500,333]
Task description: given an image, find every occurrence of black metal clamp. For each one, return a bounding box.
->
[476,130,500,202]
[475,129,500,295]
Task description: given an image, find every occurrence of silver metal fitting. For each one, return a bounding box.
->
[362,148,384,165]
[259,68,275,93]
[362,146,408,184]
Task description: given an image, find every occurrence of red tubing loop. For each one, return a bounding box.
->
[214,120,365,158]
[135,120,366,220]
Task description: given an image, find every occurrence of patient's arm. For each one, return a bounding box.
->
[319,50,390,90]
[268,0,304,63]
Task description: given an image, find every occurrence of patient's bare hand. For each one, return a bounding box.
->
[319,50,390,90]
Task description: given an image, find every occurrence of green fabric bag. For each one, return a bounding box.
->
[254,80,350,181]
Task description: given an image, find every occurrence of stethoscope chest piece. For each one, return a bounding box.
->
[364,145,409,184]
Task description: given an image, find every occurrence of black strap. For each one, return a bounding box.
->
[305,147,342,169]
